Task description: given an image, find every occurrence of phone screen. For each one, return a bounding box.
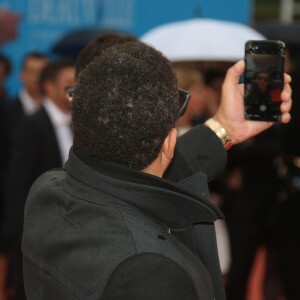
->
[244,41,285,121]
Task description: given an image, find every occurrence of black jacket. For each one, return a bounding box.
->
[4,106,62,245]
[3,97,25,134]
[22,149,225,300]
[165,124,226,183]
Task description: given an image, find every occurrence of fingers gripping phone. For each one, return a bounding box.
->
[244,40,285,121]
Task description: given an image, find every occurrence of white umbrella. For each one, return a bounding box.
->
[140,18,266,62]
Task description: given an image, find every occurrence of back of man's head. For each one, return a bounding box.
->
[73,41,179,171]
[75,32,137,78]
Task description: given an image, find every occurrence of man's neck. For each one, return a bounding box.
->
[26,89,43,105]
[19,89,42,115]
[142,152,170,178]
[142,163,163,178]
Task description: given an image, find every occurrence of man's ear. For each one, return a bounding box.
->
[162,128,177,161]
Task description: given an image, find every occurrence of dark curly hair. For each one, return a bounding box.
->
[72,41,179,171]
[75,32,137,78]
[39,59,74,95]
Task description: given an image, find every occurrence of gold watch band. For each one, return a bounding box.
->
[204,118,232,150]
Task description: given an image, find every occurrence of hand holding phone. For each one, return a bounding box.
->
[213,58,291,146]
[244,40,285,122]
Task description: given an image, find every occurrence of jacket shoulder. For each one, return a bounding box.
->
[165,124,227,182]
[101,253,200,300]
[23,172,140,299]
[25,169,66,219]
[28,169,66,197]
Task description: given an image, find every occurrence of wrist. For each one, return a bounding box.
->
[204,118,232,150]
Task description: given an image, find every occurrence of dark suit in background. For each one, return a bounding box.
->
[4,107,62,300]
[3,97,25,133]
[271,70,300,300]
[1,96,35,196]
[0,103,9,245]
[0,97,27,257]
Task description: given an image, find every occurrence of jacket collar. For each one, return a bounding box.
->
[64,148,223,230]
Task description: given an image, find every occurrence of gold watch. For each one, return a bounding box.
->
[204,118,232,150]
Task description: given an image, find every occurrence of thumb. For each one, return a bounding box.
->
[223,60,245,89]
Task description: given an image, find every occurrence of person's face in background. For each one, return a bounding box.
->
[203,71,226,117]
[21,57,49,97]
[186,80,208,117]
[45,67,76,113]
[256,72,270,92]
[174,68,209,130]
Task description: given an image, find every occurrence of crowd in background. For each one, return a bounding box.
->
[0,29,299,300]
[0,51,75,300]
[173,45,300,300]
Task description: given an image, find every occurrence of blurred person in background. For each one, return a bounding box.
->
[204,70,226,110]
[192,62,290,300]
[0,54,12,300]
[1,59,75,300]
[173,66,231,281]
[224,123,284,300]
[222,65,286,299]
[223,45,300,300]
[266,44,300,300]
[0,53,12,208]
[173,67,212,135]
[4,52,49,134]
[1,52,48,241]
[1,53,49,201]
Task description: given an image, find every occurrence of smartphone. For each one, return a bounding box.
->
[244,40,285,121]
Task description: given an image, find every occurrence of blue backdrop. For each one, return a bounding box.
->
[0,0,252,96]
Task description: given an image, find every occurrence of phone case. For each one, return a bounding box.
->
[244,40,285,122]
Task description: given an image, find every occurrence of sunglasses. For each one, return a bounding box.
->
[64,86,191,119]
[257,76,270,82]
[177,88,191,119]
[65,85,75,102]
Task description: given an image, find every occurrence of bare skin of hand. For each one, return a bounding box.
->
[213,60,292,145]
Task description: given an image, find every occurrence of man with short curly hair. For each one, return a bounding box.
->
[73,42,178,171]
[72,32,228,183]
[22,40,292,300]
